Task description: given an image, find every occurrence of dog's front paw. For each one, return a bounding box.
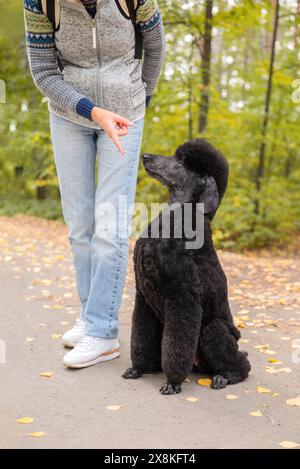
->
[160,382,181,395]
[211,375,228,390]
[122,367,143,379]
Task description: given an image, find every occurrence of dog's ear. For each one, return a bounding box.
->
[198,176,219,214]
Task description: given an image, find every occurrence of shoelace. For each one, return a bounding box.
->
[76,335,100,352]
[73,320,85,330]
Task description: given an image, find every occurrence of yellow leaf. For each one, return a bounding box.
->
[286,397,300,407]
[53,305,63,310]
[106,405,122,411]
[16,417,34,424]
[240,339,250,344]
[237,309,250,315]
[250,410,263,417]
[29,432,45,438]
[268,358,282,364]
[279,441,300,449]
[272,393,280,397]
[235,320,246,329]
[52,334,61,340]
[197,378,212,387]
[39,371,53,378]
[256,386,271,394]
[226,394,239,400]
[266,367,292,374]
[277,367,292,373]
[186,397,199,402]
[261,349,276,355]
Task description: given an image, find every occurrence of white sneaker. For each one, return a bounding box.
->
[62,320,85,348]
[63,335,120,368]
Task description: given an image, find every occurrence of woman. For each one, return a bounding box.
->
[23,0,165,368]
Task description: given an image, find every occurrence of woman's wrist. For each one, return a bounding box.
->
[91,106,102,122]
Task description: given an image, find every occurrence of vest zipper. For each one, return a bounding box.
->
[70,4,102,107]
[92,26,97,49]
[92,17,102,108]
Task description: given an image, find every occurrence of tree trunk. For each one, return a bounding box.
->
[295,0,300,47]
[188,39,194,140]
[198,0,213,133]
[254,0,280,214]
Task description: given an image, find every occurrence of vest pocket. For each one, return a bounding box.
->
[124,57,146,109]
[130,80,146,109]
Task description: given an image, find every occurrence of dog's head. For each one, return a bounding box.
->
[142,139,229,218]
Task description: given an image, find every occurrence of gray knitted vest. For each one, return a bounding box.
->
[50,0,146,128]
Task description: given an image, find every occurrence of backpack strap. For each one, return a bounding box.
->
[125,0,143,59]
[41,0,60,30]
[41,0,63,70]
[46,0,56,29]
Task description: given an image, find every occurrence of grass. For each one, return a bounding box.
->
[0,195,63,220]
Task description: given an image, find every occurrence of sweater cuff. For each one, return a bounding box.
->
[146,95,152,108]
[76,98,96,120]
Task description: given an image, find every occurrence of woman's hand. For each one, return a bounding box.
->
[91,107,134,155]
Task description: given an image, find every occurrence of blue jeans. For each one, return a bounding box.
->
[49,113,144,338]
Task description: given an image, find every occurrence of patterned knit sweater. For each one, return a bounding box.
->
[24,0,165,121]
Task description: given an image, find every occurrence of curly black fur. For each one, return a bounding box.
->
[122,139,251,394]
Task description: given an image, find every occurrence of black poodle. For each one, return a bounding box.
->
[123,139,251,395]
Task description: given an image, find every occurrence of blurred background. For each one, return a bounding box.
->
[0,0,299,250]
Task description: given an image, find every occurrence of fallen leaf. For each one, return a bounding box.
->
[186,397,198,402]
[226,394,239,400]
[256,386,271,394]
[51,334,61,340]
[237,309,250,315]
[261,349,276,355]
[39,371,53,378]
[266,367,292,374]
[272,393,280,397]
[268,358,282,364]
[16,417,34,424]
[106,405,122,411]
[240,339,250,344]
[29,432,45,438]
[279,441,300,449]
[197,378,212,387]
[286,397,300,407]
[250,410,263,417]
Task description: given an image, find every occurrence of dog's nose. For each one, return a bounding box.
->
[142,153,151,161]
